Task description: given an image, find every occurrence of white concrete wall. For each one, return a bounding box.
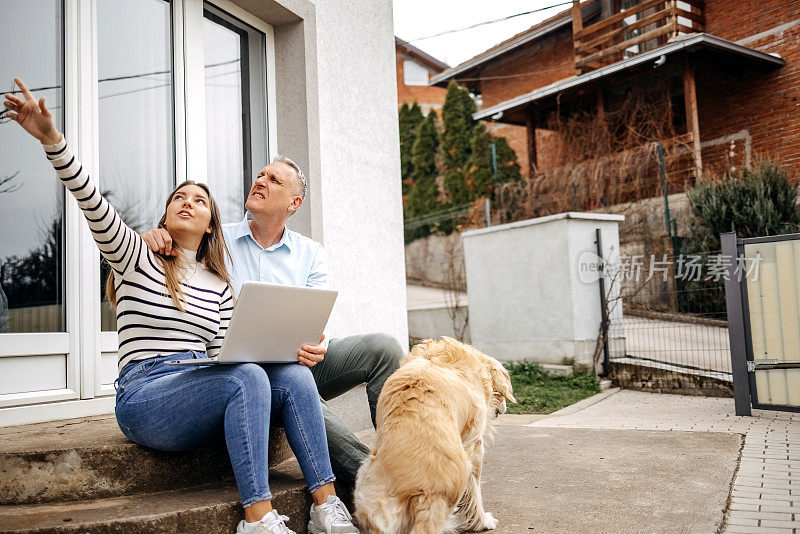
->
[232,0,408,348]
[310,0,408,346]
[463,212,625,368]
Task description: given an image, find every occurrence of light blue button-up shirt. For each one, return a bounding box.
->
[222,215,331,298]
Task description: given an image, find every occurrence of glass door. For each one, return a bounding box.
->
[0,0,72,407]
[95,0,176,391]
[203,2,268,224]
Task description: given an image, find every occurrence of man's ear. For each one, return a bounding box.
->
[290,196,303,213]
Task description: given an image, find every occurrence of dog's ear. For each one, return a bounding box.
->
[488,358,516,403]
[407,338,436,361]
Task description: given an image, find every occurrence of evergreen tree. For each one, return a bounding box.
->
[468,123,494,199]
[406,112,440,219]
[680,161,799,316]
[492,136,522,184]
[686,161,799,252]
[398,103,424,196]
[467,124,524,200]
[441,81,477,204]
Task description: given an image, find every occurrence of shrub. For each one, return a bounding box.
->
[680,161,799,315]
[686,161,799,252]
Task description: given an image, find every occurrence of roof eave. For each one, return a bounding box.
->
[395,36,450,72]
[473,33,785,122]
[430,2,600,88]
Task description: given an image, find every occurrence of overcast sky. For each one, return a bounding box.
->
[392,0,572,68]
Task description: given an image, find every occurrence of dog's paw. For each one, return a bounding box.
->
[479,512,498,530]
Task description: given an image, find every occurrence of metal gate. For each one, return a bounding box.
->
[722,231,800,416]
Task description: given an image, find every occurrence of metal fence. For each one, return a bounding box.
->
[605,242,735,396]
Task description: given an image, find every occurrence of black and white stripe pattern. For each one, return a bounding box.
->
[44,137,232,370]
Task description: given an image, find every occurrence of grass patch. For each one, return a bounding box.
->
[504,361,601,414]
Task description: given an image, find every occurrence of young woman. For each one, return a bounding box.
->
[3,79,356,534]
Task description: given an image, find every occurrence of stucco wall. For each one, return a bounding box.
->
[462,213,625,367]
[311,0,408,346]
[233,0,409,348]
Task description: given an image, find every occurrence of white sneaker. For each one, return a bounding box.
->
[308,495,359,534]
[236,510,296,534]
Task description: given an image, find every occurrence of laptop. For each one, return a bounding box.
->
[166,281,338,365]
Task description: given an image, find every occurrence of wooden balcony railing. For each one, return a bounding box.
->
[573,0,705,71]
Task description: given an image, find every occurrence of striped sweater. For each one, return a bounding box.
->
[44,137,233,371]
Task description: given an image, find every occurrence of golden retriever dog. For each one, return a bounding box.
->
[354,337,515,534]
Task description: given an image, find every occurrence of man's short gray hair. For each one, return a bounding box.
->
[272,155,307,200]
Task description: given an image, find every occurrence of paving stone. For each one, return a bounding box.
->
[728,502,759,512]
[758,518,800,529]
[726,509,792,521]
[528,390,800,531]
[724,517,760,527]
[759,504,797,514]
[732,496,795,508]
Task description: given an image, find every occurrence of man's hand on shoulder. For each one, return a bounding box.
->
[298,334,326,367]
[141,227,177,256]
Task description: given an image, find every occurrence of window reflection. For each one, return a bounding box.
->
[0,1,65,333]
[97,0,174,331]
[204,5,268,224]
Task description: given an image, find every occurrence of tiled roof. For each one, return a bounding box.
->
[395,36,450,72]
[431,0,599,86]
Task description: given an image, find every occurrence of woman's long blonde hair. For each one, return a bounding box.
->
[105,180,232,312]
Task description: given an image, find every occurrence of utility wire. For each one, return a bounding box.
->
[407,2,573,42]
[3,58,239,96]
[1,59,242,122]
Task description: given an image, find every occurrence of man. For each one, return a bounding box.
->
[142,155,403,492]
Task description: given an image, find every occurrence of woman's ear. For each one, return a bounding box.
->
[205,224,212,234]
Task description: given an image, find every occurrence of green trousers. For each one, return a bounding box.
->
[310,332,403,487]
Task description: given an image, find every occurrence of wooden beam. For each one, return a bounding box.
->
[571,0,584,35]
[683,57,703,178]
[574,0,664,40]
[576,24,673,67]
[572,0,584,74]
[670,0,679,38]
[676,8,705,26]
[575,8,670,54]
[525,110,538,178]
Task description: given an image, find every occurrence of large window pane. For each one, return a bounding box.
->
[204,5,267,223]
[0,1,65,333]
[97,0,174,331]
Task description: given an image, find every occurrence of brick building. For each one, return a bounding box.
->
[395,36,449,115]
[431,0,798,206]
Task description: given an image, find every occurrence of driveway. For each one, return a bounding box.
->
[482,389,800,533]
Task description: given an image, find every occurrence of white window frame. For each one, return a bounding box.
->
[0,0,277,425]
[403,59,430,86]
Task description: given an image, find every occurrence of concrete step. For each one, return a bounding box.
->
[0,415,293,506]
[539,363,573,376]
[0,460,311,534]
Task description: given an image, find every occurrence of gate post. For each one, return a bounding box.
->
[721,232,752,416]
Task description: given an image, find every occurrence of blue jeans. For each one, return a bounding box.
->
[114,351,335,507]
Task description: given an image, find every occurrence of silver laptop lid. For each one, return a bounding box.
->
[217,282,337,363]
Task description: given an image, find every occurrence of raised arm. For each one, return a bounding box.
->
[4,79,147,276]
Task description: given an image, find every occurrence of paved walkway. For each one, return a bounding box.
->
[622,315,731,373]
[406,283,467,311]
[529,389,800,533]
